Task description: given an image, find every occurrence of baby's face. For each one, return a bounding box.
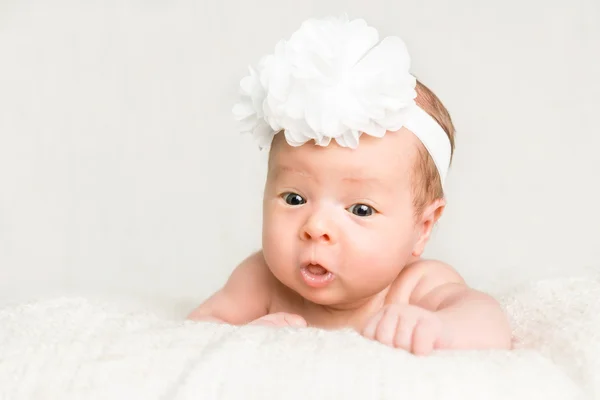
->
[262,128,424,307]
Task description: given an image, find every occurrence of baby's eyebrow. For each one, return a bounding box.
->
[272,165,390,190]
[339,175,394,196]
[271,165,312,179]
[341,175,385,186]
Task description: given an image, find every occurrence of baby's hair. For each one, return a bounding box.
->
[412,80,456,217]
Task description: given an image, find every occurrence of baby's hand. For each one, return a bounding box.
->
[362,304,449,355]
[249,312,307,328]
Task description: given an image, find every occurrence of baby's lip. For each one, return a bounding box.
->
[300,260,333,273]
[305,263,329,275]
[299,264,335,288]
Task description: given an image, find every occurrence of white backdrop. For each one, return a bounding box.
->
[1,0,598,305]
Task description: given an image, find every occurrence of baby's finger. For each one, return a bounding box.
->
[249,317,278,326]
[249,313,291,326]
[283,313,308,327]
[411,319,437,356]
[394,315,417,351]
[362,311,383,340]
[375,308,398,346]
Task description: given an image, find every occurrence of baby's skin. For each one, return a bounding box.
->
[189,129,512,355]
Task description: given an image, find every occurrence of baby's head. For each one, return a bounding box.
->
[233,16,455,307]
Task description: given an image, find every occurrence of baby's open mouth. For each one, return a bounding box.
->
[306,264,328,275]
[300,264,335,288]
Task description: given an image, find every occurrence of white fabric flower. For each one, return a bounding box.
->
[232,16,419,149]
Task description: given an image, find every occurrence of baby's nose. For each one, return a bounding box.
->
[300,216,335,243]
[302,230,331,242]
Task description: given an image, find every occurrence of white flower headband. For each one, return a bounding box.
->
[232,16,452,185]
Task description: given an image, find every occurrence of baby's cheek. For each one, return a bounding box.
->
[347,235,409,284]
[262,218,295,269]
[263,228,283,259]
[356,254,401,284]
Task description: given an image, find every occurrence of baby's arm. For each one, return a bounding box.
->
[363,260,512,354]
[187,251,272,324]
[407,260,512,350]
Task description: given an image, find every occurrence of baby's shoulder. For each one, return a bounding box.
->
[387,259,466,305]
[221,250,279,303]
[238,251,297,311]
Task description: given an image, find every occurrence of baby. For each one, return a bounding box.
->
[189,16,512,355]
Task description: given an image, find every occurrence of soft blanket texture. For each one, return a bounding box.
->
[1,276,599,400]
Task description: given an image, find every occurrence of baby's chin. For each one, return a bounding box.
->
[292,280,386,309]
[274,273,346,306]
[296,287,345,306]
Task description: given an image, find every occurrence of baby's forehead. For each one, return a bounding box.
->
[269,128,419,181]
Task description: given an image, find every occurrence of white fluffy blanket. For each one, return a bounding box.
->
[1,276,599,400]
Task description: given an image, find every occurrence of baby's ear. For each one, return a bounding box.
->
[412,198,446,257]
[426,198,446,224]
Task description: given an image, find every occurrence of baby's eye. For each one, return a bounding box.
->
[282,192,306,206]
[347,204,376,217]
